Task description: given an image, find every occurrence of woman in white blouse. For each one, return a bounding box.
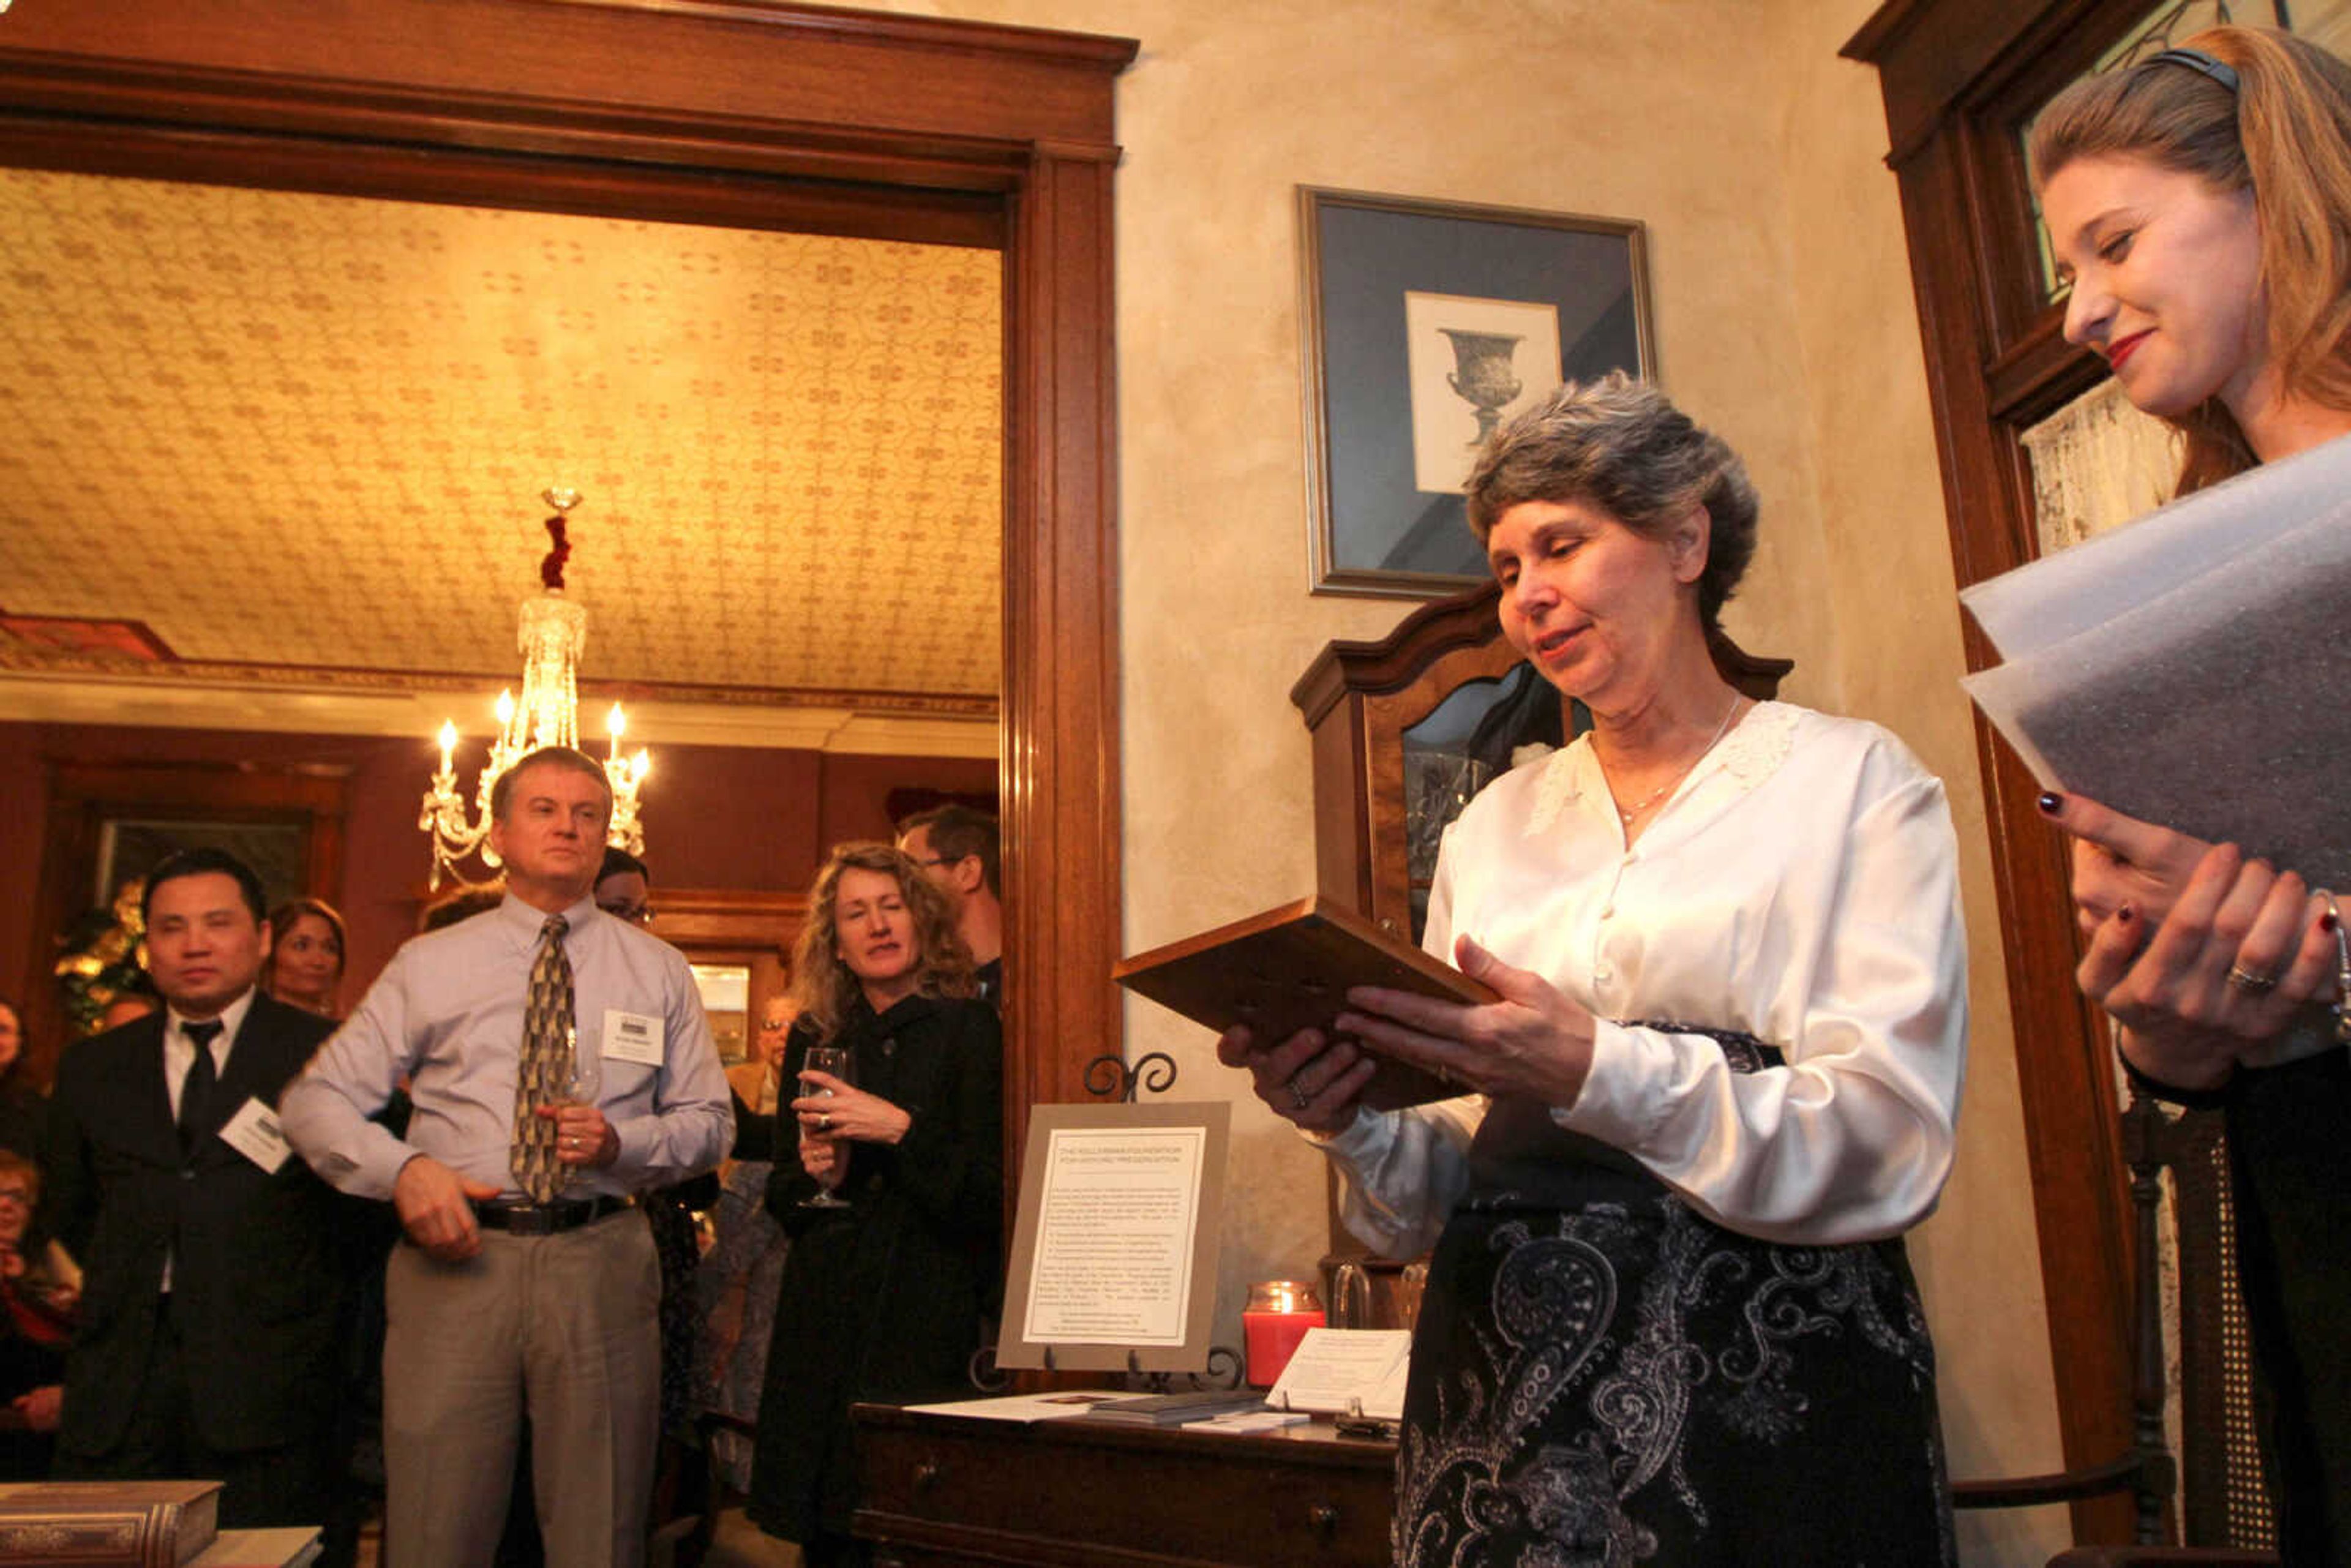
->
[1221,373,1967,1567]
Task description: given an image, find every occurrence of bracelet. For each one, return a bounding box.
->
[2117,1044,2232,1111]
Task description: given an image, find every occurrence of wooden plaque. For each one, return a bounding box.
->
[1114,896,1493,1109]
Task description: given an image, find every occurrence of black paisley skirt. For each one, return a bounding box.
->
[1395,1183,1955,1568]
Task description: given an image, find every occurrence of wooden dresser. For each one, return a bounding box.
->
[853,1403,1397,1567]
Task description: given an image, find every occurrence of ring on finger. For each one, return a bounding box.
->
[819,1111,833,1131]
[2225,962,2279,994]
[1287,1077,1311,1111]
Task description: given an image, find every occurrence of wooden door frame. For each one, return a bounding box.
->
[1843,0,2189,1542]
[0,0,1133,1165]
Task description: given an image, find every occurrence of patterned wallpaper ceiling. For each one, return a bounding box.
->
[0,167,1003,726]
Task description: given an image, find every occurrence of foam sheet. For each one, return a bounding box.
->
[1959,432,2351,890]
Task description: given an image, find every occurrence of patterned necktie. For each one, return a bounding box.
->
[511,913,574,1203]
[178,1018,224,1157]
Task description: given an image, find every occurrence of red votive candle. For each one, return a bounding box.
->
[1243,1279,1325,1387]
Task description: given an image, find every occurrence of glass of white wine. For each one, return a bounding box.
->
[563,1027,601,1195]
[798,1044,855,1210]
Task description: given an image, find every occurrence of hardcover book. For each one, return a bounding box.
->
[0,1479,222,1568]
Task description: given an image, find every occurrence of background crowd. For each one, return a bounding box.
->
[0,789,1006,1568]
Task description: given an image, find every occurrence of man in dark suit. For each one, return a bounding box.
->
[43,847,347,1529]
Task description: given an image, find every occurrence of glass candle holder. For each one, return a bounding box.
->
[1242,1278,1325,1388]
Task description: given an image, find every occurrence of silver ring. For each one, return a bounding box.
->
[819,1111,833,1131]
[1288,1079,1311,1111]
[2225,962,2278,994]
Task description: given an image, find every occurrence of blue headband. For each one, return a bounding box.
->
[2148,47,2241,94]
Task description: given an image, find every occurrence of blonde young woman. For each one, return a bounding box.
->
[2032,28,2351,1558]
[744,844,1000,1568]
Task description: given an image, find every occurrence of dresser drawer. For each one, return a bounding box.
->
[856,1405,1395,1567]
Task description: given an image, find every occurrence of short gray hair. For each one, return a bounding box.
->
[1464,373,1758,631]
[490,745,613,823]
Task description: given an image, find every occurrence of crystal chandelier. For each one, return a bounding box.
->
[419,489,651,890]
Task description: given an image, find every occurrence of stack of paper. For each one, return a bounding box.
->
[1078,1389,1268,1427]
[1960,432,2351,891]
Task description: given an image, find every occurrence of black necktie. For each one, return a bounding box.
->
[179,1019,223,1156]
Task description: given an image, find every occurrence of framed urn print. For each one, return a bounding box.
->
[1298,187,1655,598]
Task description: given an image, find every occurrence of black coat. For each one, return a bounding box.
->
[746,993,1002,1542]
[43,992,349,1457]
[0,1078,50,1166]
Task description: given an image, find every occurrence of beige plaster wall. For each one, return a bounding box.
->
[864,0,2066,1555]
[1766,4,2071,1558]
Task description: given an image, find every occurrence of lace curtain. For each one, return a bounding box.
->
[2018,375,2177,550]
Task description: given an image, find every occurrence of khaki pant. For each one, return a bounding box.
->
[384,1210,660,1568]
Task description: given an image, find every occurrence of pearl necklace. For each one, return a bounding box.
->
[1611,696,1745,827]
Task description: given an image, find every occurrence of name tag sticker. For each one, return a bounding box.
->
[602,1008,666,1067]
[220,1097,293,1173]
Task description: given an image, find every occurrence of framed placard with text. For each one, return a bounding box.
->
[996,1099,1229,1374]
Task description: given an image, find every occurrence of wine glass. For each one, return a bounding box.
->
[562,1027,601,1194]
[798,1045,855,1210]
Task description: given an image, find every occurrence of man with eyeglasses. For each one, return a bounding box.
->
[895,805,1004,1008]
[593,843,714,1512]
[595,847,654,926]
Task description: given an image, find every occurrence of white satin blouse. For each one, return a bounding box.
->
[1317,700,1968,1253]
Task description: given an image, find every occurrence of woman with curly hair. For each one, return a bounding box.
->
[745,843,1001,1567]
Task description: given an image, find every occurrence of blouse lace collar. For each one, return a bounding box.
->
[1525,699,1799,837]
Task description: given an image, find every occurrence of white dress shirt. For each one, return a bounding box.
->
[1318,701,1968,1251]
[164,988,254,1120]
[281,893,732,1201]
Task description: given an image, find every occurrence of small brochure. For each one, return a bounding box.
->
[1265,1327,1414,1421]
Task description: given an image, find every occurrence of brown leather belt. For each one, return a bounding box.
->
[473,1194,636,1235]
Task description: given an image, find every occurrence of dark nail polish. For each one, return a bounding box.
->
[2324,910,2339,933]
[2115,904,2135,925]
[2038,792,2065,814]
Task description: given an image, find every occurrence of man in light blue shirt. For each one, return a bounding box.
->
[283,746,730,1568]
